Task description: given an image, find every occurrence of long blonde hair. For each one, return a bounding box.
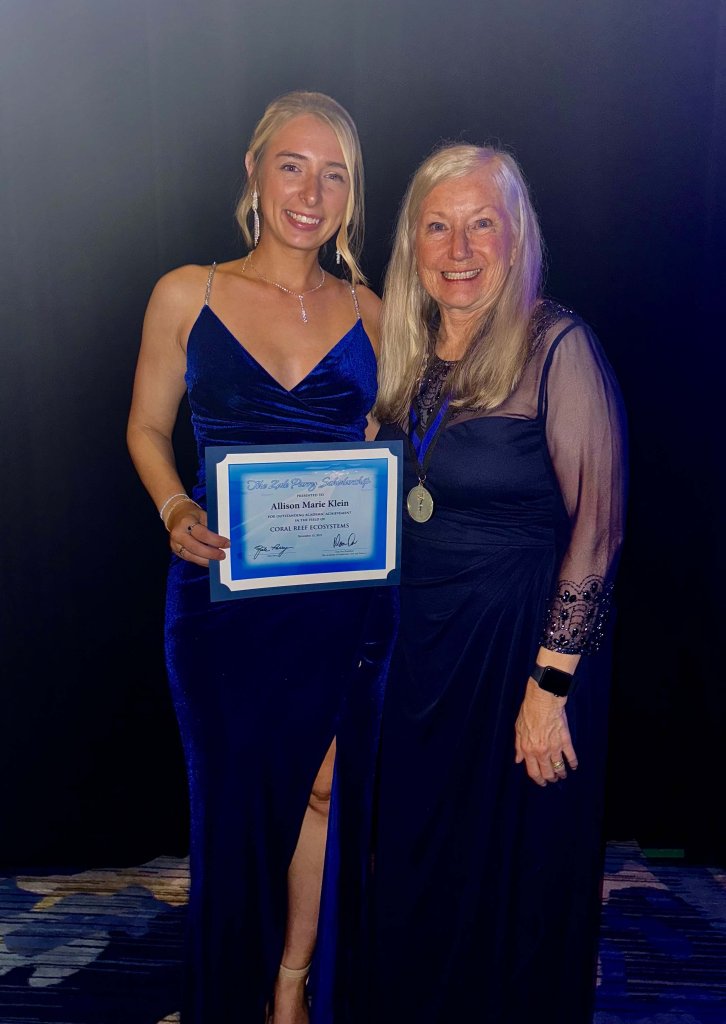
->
[374,144,543,424]
[235,91,367,284]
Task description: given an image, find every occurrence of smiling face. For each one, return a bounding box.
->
[247,113,351,253]
[414,164,517,329]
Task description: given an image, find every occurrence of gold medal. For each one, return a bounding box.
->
[407,482,434,523]
[407,388,452,524]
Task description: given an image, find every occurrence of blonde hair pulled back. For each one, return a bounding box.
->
[235,91,367,284]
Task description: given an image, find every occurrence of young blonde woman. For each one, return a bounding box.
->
[127,92,383,1024]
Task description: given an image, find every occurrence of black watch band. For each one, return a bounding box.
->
[531,663,573,697]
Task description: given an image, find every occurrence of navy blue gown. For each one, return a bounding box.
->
[164,270,387,1023]
[367,305,627,1024]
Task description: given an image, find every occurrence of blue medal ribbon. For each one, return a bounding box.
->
[409,394,452,479]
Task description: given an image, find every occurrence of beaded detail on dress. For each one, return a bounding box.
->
[529,297,576,353]
[415,356,455,427]
[540,575,614,654]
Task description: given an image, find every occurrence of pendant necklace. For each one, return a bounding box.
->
[246,254,325,324]
[406,390,453,523]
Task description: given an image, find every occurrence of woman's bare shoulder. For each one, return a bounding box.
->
[354,283,382,316]
[140,265,217,352]
[149,263,213,308]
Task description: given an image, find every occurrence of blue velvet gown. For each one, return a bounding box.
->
[363,306,627,1024]
[164,279,389,1023]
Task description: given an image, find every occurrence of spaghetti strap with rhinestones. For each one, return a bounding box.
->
[204,262,217,306]
[349,283,361,321]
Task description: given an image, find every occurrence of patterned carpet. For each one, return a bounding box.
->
[595,844,726,1023]
[0,842,724,1023]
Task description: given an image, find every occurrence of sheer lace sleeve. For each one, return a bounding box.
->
[539,319,628,654]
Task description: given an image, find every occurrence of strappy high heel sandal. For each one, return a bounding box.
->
[278,962,311,982]
[266,963,311,1023]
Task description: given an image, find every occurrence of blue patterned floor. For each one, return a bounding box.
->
[0,842,724,1023]
[595,843,726,1024]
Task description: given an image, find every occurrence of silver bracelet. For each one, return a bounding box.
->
[159,493,189,521]
[162,496,202,532]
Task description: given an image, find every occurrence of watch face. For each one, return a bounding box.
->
[537,666,572,697]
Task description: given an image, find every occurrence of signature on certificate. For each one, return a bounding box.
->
[253,544,294,560]
[332,532,358,549]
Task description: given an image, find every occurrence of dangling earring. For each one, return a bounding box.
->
[335,248,342,266]
[252,189,260,247]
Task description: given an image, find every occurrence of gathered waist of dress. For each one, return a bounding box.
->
[403,507,562,551]
[399,529,557,591]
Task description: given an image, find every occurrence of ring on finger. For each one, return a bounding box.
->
[551,759,565,771]
[187,520,199,535]
[177,543,185,557]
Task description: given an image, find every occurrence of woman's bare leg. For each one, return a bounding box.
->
[272,739,336,1024]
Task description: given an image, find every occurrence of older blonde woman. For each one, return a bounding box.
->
[127,92,382,1024]
[364,145,627,1023]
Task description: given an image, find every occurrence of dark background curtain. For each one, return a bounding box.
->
[1,0,724,868]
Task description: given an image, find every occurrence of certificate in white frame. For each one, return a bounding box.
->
[205,441,402,601]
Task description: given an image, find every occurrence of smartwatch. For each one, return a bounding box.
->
[530,663,573,697]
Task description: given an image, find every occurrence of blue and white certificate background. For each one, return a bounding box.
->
[206,442,402,600]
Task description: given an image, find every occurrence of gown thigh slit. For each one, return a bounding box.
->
[165,271,388,1023]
